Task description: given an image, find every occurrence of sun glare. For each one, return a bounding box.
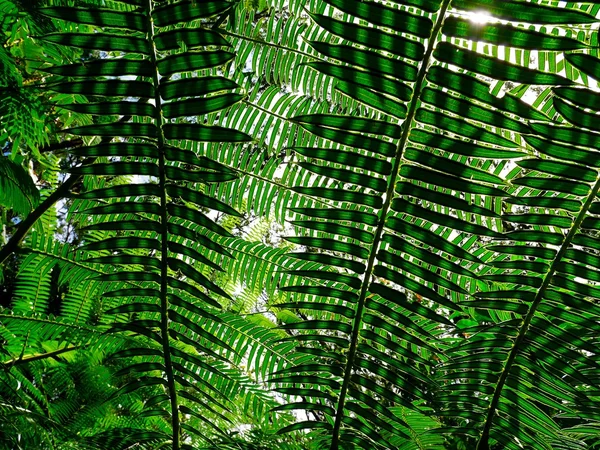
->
[466,10,493,25]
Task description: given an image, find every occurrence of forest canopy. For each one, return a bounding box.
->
[3,0,600,449]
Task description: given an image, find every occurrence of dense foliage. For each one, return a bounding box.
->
[3,0,600,448]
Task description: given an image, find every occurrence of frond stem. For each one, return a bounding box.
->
[219,30,317,62]
[476,174,600,449]
[329,2,453,448]
[2,345,82,368]
[207,162,336,210]
[146,1,180,447]
[242,100,288,121]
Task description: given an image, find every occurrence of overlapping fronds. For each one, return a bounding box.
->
[27,0,307,447]
[5,0,600,449]
[206,0,600,449]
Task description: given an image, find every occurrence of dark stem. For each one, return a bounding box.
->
[328,0,453,447]
[145,1,180,447]
[39,138,84,153]
[0,110,133,265]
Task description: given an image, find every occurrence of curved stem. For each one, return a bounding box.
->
[0,171,84,266]
[219,29,317,62]
[329,2,453,448]
[145,1,180,448]
[476,174,600,449]
[2,345,82,368]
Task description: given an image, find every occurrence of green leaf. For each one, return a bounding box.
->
[285,236,368,259]
[395,182,500,216]
[336,81,408,118]
[409,129,525,158]
[554,97,600,133]
[163,94,244,119]
[71,162,160,177]
[421,88,529,133]
[41,33,151,53]
[281,270,362,289]
[66,123,158,138]
[452,0,597,24]
[278,320,352,334]
[515,158,596,182]
[553,87,600,111]
[310,13,424,60]
[154,29,230,51]
[291,187,383,209]
[167,258,230,299]
[307,62,412,101]
[159,77,239,100]
[40,7,146,30]
[167,203,232,236]
[152,1,232,27]
[76,184,161,199]
[392,199,503,237]
[426,66,550,121]
[105,303,161,315]
[416,109,518,148]
[43,59,154,77]
[290,207,379,226]
[309,42,417,81]
[163,124,251,142]
[289,253,365,274]
[404,148,506,184]
[299,162,387,191]
[527,125,600,159]
[512,176,590,196]
[49,80,155,98]
[292,114,401,138]
[59,101,156,117]
[323,0,433,38]
[85,255,161,268]
[157,51,235,76]
[385,218,483,263]
[289,220,374,244]
[296,122,397,157]
[442,17,586,50]
[434,42,573,85]
[566,53,600,79]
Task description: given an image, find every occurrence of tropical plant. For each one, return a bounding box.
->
[4,0,600,449]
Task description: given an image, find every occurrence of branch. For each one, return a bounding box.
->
[0,110,136,265]
[0,171,83,265]
[2,345,82,368]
